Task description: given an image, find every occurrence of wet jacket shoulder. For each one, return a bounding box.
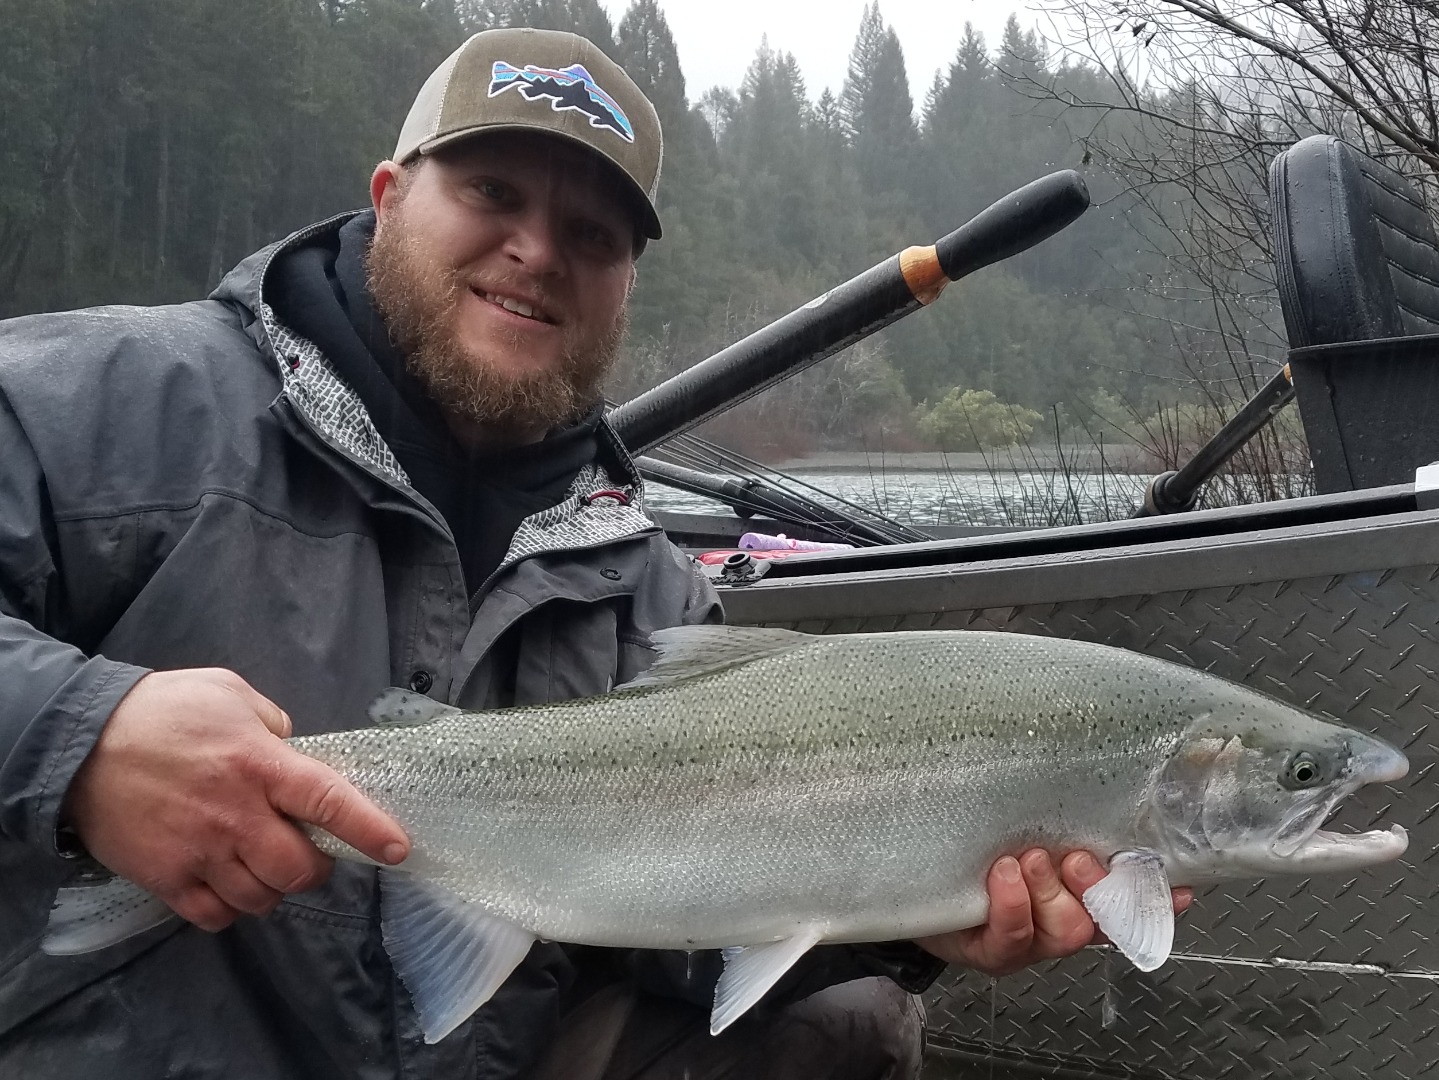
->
[0,213,719,1079]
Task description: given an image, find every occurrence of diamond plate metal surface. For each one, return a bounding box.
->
[755,563,1439,1078]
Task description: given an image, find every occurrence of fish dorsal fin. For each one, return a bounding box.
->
[619,625,816,690]
[380,871,537,1043]
[368,688,463,727]
[42,874,178,956]
[711,928,823,1035]
[1081,850,1174,972]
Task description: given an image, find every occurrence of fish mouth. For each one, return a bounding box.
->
[1280,823,1409,871]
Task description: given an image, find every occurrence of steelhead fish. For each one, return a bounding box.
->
[43,626,1410,1041]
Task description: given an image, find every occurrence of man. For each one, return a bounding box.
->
[0,27,1180,1079]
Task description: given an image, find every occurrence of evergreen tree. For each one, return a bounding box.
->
[926,22,989,136]
[998,13,1046,84]
[839,5,918,200]
[919,23,1000,227]
[488,0,615,54]
[839,3,885,142]
[616,0,686,120]
[812,89,846,154]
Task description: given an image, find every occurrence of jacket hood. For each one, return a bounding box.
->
[210,211,363,322]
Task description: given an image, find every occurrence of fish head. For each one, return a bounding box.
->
[1145,703,1408,879]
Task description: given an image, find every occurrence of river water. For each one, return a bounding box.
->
[644,468,1155,527]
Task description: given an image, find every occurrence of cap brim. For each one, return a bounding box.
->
[413,125,662,240]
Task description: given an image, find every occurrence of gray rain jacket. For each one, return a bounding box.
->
[0,213,723,1077]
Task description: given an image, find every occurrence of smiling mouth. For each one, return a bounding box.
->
[476,289,556,325]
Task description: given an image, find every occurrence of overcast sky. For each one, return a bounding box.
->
[597,0,1040,103]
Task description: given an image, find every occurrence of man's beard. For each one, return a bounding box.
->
[366,208,626,439]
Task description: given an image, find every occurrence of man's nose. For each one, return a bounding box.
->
[502,209,565,275]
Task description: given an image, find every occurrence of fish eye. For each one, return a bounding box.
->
[1281,752,1326,789]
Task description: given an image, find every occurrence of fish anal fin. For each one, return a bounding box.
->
[1081,849,1174,972]
[380,871,536,1044]
[42,875,177,956]
[711,928,823,1035]
[620,625,815,690]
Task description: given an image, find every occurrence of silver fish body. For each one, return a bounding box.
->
[299,628,1404,948]
[45,625,1410,1040]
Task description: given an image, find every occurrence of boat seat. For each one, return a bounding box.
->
[1268,136,1439,492]
[1269,134,1439,347]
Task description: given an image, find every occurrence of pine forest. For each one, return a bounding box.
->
[5,0,1436,463]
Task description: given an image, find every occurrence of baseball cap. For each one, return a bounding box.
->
[394,28,664,240]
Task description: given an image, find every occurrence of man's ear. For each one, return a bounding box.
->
[371,161,405,219]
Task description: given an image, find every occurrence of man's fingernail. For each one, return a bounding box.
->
[998,857,1021,884]
[383,843,408,865]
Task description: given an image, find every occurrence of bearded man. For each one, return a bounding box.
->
[0,27,1157,1080]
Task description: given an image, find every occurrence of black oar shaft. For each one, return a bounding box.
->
[1136,366,1297,517]
[609,171,1090,456]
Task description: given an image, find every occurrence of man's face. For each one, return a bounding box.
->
[367,131,638,442]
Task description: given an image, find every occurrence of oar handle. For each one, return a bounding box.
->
[937,170,1091,281]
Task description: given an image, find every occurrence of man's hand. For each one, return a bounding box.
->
[63,668,410,932]
[914,849,1193,977]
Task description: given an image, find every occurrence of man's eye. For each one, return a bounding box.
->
[473,179,509,201]
[577,222,618,250]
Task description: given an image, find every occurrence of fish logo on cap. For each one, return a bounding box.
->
[489,61,635,143]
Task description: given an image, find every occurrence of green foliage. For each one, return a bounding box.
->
[914,388,1041,451]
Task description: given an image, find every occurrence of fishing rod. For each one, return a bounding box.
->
[649,432,930,544]
[608,170,1091,457]
[1133,365,1297,517]
[636,457,915,546]
[604,390,926,544]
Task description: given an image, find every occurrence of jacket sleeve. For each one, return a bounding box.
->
[0,388,148,858]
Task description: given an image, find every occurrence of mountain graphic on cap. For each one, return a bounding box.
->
[489,62,635,143]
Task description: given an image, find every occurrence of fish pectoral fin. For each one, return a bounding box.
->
[367,688,463,727]
[380,871,537,1044]
[1081,850,1174,972]
[711,928,823,1035]
[618,625,815,690]
[42,875,178,955]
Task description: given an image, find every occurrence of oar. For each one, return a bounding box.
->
[1133,365,1297,517]
[608,170,1091,457]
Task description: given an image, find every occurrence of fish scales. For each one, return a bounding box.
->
[294,632,1222,947]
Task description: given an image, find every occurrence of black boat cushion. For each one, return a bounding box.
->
[1269,134,1439,347]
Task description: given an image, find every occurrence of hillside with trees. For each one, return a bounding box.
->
[4,0,1433,461]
